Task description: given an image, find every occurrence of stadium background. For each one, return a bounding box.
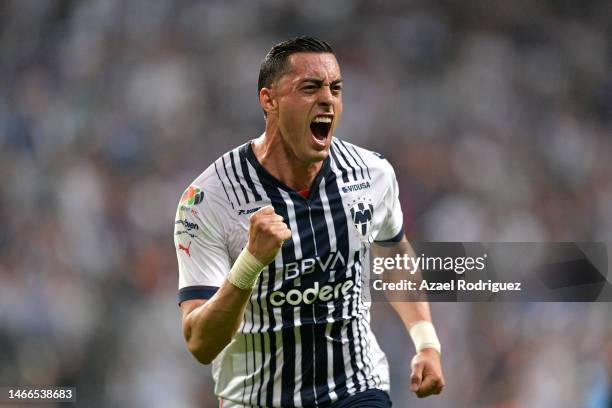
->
[1,1,611,406]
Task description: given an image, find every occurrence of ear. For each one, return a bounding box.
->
[259,87,278,115]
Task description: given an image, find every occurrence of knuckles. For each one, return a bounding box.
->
[414,377,445,398]
[247,206,291,253]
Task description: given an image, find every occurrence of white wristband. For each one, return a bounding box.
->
[227,248,266,290]
[408,320,441,355]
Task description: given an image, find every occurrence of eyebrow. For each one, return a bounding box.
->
[300,78,343,86]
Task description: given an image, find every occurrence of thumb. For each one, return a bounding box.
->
[410,362,423,392]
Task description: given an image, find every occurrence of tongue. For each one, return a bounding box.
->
[311,123,328,140]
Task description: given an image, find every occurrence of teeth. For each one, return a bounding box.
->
[312,116,332,124]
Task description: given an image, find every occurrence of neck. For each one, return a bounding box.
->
[252,128,323,192]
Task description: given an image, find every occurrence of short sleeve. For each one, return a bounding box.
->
[375,163,404,242]
[174,185,230,303]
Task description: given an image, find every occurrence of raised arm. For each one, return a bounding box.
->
[180,205,290,364]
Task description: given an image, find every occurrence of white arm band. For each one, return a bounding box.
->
[227,248,266,290]
[409,320,441,355]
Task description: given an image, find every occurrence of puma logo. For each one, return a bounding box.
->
[178,241,192,257]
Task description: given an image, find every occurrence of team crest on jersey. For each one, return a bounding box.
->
[349,201,374,238]
[181,186,204,206]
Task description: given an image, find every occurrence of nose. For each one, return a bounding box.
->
[317,85,334,107]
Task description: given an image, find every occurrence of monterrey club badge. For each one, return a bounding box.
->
[350,201,374,239]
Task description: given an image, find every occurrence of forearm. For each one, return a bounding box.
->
[389,236,440,353]
[389,301,432,331]
[390,299,441,355]
[183,281,252,364]
[390,236,431,329]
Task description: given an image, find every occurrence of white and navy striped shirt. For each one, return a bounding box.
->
[175,138,404,407]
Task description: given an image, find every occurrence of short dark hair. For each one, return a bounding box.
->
[258,36,334,94]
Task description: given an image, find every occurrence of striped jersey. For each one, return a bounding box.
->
[174,138,404,407]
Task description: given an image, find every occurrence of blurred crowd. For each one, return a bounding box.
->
[1,0,611,407]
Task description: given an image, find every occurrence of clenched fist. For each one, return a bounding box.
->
[247,205,292,266]
[410,348,445,398]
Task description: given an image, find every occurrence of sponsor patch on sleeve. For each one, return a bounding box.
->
[175,218,200,238]
[181,186,204,206]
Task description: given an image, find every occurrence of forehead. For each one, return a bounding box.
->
[283,52,341,82]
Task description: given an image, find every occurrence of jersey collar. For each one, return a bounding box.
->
[243,141,332,202]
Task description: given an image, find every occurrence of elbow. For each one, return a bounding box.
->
[183,319,217,365]
[192,351,215,366]
[187,339,218,365]
[182,307,233,365]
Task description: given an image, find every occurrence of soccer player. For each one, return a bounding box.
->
[174,37,445,407]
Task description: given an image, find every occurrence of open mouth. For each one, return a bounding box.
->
[310,116,332,142]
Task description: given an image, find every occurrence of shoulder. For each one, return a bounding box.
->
[178,143,249,208]
[331,138,396,179]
